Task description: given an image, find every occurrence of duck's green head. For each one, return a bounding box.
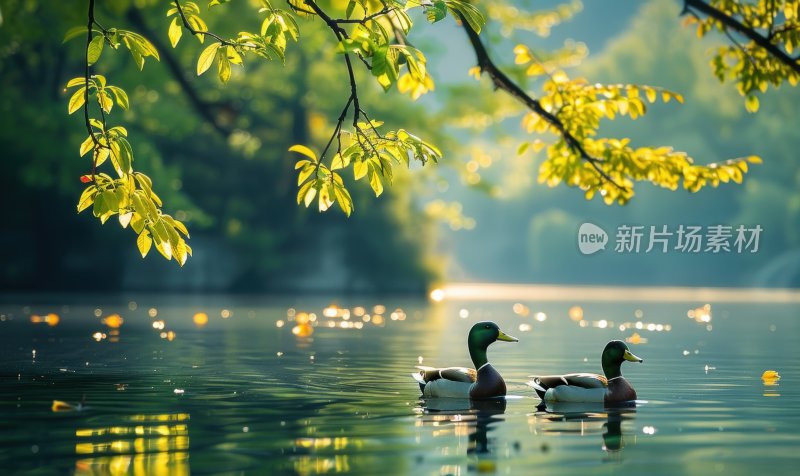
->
[601,340,643,378]
[468,321,518,368]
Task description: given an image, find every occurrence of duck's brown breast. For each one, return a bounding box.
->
[469,364,506,399]
[605,377,637,404]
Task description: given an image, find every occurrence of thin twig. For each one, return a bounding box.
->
[174,0,235,46]
[332,7,396,24]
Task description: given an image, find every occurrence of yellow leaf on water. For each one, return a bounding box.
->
[52,400,75,412]
[761,370,780,381]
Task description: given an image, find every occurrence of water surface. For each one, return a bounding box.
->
[1,293,798,475]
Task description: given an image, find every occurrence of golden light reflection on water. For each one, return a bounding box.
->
[292,437,355,475]
[30,313,60,326]
[74,414,190,475]
[276,303,402,338]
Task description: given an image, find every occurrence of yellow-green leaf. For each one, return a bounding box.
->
[66,77,86,88]
[297,179,315,205]
[288,144,318,162]
[87,35,104,65]
[79,136,95,157]
[745,95,759,113]
[353,159,368,180]
[174,239,188,266]
[369,169,383,197]
[77,186,97,213]
[68,87,86,114]
[217,53,231,83]
[197,42,221,76]
[168,17,182,48]
[137,230,153,258]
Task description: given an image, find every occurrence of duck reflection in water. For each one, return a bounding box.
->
[417,398,507,473]
[532,401,637,460]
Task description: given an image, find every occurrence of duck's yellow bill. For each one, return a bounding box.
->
[623,350,643,363]
[497,330,518,342]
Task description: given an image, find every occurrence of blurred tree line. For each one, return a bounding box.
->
[0,0,439,293]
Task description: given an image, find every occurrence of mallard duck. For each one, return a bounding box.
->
[413,321,518,399]
[528,340,642,405]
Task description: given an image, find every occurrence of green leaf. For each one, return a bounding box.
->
[106,86,129,110]
[346,0,356,19]
[209,0,231,6]
[137,230,152,258]
[446,0,485,34]
[288,144,318,162]
[87,35,104,65]
[123,36,145,70]
[168,17,183,48]
[197,42,221,75]
[68,87,86,114]
[425,0,448,24]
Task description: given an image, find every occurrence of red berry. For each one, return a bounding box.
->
[80,175,93,183]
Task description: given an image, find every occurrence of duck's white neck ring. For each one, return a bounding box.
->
[477,362,490,371]
[607,376,624,381]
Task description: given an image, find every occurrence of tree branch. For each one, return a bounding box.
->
[457,13,624,190]
[332,7,396,24]
[174,0,235,46]
[301,1,366,162]
[126,8,232,138]
[683,0,800,74]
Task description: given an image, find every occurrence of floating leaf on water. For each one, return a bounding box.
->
[52,400,76,412]
[762,370,781,385]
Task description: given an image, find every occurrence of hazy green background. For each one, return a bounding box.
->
[1,0,798,293]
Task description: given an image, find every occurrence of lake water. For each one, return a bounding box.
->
[1,289,799,475]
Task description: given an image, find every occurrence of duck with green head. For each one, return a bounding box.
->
[528,340,643,405]
[413,321,518,399]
